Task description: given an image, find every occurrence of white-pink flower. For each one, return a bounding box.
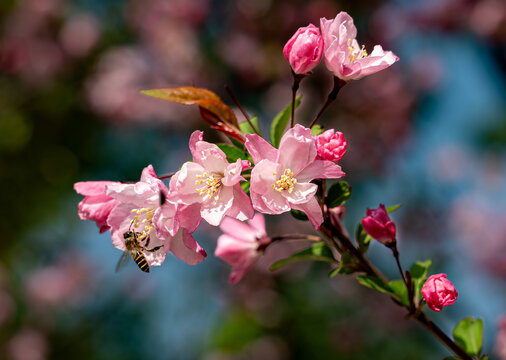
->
[215,213,270,284]
[320,12,399,81]
[106,165,206,268]
[245,124,345,229]
[169,131,254,226]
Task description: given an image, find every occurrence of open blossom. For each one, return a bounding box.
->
[361,204,396,246]
[215,213,270,284]
[315,129,347,162]
[245,124,345,229]
[74,181,119,233]
[169,131,254,226]
[320,11,399,81]
[421,274,458,312]
[283,24,324,74]
[106,165,206,267]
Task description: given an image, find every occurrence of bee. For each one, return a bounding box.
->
[115,221,163,273]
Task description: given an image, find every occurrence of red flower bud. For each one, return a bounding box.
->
[361,204,396,246]
[421,274,458,312]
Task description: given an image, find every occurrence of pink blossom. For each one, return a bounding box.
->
[215,213,270,284]
[320,12,399,81]
[245,124,345,229]
[283,24,324,74]
[169,131,254,226]
[361,204,396,246]
[315,129,347,162]
[106,165,206,267]
[421,274,458,312]
[74,181,119,233]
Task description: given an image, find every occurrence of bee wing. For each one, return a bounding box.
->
[115,251,132,273]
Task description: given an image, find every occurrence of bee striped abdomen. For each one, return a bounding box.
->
[132,251,150,273]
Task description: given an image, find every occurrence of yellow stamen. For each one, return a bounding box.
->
[272,169,297,194]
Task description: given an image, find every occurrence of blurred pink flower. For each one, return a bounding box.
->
[246,124,344,229]
[495,315,506,360]
[7,329,48,360]
[74,181,119,233]
[59,13,100,58]
[26,255,92,308]
[421,273,458,312]
[283,24,323,74]
[106,165,206,266]
[169,131,254,226]
[320,11,398,81]
[315,129,347,162]
[215,213,271,284]
[361,204,396,246]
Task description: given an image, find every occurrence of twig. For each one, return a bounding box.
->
[224,85,260,135]
[308,77,347,129]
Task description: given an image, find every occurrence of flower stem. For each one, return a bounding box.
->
[157,173,175,180]
[322,215,474,359]
[308,77,347,129]
[290,72,305,128]
[224,85,261,136]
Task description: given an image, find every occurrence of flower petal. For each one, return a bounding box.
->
[200,185,234,226]
[284,182,318,204]
[245,133,278,164]
[278,125,317,174]
[291,196,323,229]
[297,160,345,182]
[225,185,255,221]
[170,229,207,265]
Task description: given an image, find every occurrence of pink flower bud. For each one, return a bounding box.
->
[361,204,396,246]
[283,24,323,75]
[421,274,458,312]
[315,129,347,162]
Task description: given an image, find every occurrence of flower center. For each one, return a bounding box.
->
[348,39,368,63]
[195,172,223,201]
[272,169,297,194]
[130,207,155,239]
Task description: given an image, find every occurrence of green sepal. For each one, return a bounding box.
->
[325,181,351,208]
[270,242,336,271]
[216,143,247,163]
[453,317,484,357]
[290,209,308,221]
[355,223,373,254]
[270,96,301,148]
[239,116,261,136]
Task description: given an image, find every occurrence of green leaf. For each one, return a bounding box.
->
[335,251,361,275]
[290,209,308,221]
[270,242,336,271]
[326,181,351,208]
[356,223,373,254]
[386,204,401,213]
[328,268,340,278]
[241,181,250,196]
[216,143,246,163]
[239,116,261,135]
[409,259,431,305]
[357,275,393,295]
[389,279,409,306]
[453,317,484,356]
[270,96,301,148]
[311,124,324,136]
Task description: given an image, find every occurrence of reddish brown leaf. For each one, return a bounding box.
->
[141,87,238,127]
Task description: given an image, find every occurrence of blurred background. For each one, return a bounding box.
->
[0,0,505,359]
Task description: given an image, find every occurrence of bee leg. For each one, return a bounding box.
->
[146,245,163,252]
